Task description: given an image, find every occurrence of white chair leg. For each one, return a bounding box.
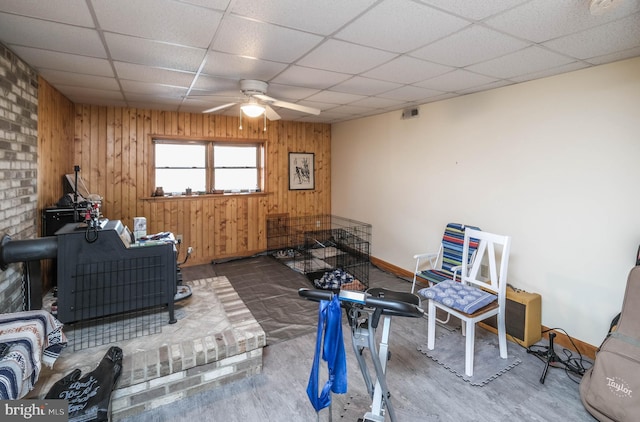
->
[497,311,508,359]
[464,321,475,377]
[427,300,436,350]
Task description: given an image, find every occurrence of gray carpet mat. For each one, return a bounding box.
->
[418,325,522,386]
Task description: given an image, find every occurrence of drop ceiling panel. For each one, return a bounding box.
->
[0,0,637,123]
[189,75,243,94]
[543,13,640,60]
[114,62,196,86]
[335,0,470,53]
[105,33,206,72]
[93,0,223,48]
[410,25,529,67]
[56,85,125,103]
[263,84,320,101]
[466,45,577,79]
[0,13,105,57]
[417,0,530,20]
[119,80,188,97]
[305,90,367,105]
[296,39,397,74]
[416,69,499,92]
[38,69,119,91]
[201,51,287,81]
[212,14,324,62]
[270,66,353,90]
[378,85,444,101]
[485,0,640,43]
[349,96,406,109]
[0,0,93,26]
[229,0,378,35]
[363,56,453,84]
[9,47,114,77]
[331,77,402,96]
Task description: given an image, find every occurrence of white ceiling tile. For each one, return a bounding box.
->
[9,46,114,77]
[230,0,378,35]
[270,65,352,90]
[543,13,640,60]
[510,61,591,83]
[201,51,287,81]
[331,77,402,96]
[349,96,406,109]
[175,0,231,11]
[302,100,348,111]
[363,56,453,84]
[456,79,514,95]
[92,0,222,48]
[212,15,323,62]
[485,0,640,43]
[114,62,196,87]
[410,25,529,67]
[586,45,640,65]
[335,0,470,53]
[0,0,93,26]
[415,69,498,92]
[305,91,367,105]
[120,80,188,97]
[55,85,125,103]
[105,33,206,72]
[0,0,636,123]
[38,69,119,91]
[466,46,576,79]
[264,84,321,101]
[378,85,443,101]
[0,13,106,57]
[188,75,240,95]
[417,0,530,20]
[327,104,377,116]
[297,40,397,74]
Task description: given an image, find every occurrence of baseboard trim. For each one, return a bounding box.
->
[370,255,598,360]
[541,327,597,360]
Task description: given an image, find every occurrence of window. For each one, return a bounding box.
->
[153,138,264,195]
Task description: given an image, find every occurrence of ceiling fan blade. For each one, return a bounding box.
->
[254,94,320,116]
[202,102,237,114]
[264,105,281,121]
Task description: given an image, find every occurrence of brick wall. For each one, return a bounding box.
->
[0,42,39,313]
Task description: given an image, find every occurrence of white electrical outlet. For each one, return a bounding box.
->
[176,234,183,243]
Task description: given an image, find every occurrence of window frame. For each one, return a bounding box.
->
[151,136,266,196]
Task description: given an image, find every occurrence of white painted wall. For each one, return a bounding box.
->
[331,57,640,347]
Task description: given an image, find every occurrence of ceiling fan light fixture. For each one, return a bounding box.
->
[240,100,265,118]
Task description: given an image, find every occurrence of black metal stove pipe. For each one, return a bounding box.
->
[0,234,58,270]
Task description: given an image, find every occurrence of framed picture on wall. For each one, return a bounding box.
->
[289,152,315,190]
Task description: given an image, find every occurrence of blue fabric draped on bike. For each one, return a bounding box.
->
[306,294,347,412]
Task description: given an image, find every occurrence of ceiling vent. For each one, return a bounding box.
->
[401,107,419,120]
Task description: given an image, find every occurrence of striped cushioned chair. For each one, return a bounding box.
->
[411,223,481,294]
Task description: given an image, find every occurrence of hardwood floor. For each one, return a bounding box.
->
[122,256,595,422]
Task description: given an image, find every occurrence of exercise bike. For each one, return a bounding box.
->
[299,287,423,422]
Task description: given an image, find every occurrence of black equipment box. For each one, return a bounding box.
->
[55,220,177,324]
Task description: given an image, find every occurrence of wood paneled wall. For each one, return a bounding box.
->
[72,106,331,265]
[37,77,75,227]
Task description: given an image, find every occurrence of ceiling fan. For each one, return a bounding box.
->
[202,79,321,121]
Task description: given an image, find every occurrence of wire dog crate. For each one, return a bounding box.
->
[267,214,371,290]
